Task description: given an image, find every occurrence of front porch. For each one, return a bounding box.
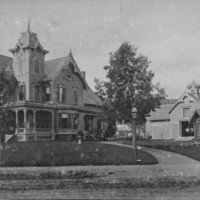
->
[13,108,55,142]
[9,102,102,142]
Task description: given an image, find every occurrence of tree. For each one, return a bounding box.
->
[0,68,17,162]
[95,42,166,124]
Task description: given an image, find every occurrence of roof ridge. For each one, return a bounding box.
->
[0,54,12,59]
[160,104,174,107]
[45,55,69,63]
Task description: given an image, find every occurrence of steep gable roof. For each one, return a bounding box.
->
[44,56,68,80]
[149,104,174,121]
[169,90,200,114]
[161,99,178,105]
[0,55,13,70]
[0,55,15,78]
[0,55,17,83]
[44,52,87,88]
[44,52,102,106]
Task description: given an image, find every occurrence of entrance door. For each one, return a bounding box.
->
[181,121,194,137]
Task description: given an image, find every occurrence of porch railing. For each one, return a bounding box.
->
[16,128,54,142]
[16,128,53,134]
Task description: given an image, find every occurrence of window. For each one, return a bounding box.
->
[72,114,79,129]
[59,113,71,129]
[57,86,66,103]
[34,58,40,74]
[74,89,79,104]
[18,57,24,74]
[183,108,190,118]
[19,84,26,100]
[58,113,79,129]
[35,85,40,101]
[45,86,51,101]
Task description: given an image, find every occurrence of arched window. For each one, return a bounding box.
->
[183,96,188,104]
[18,57,24,74]
[34,58,40,74]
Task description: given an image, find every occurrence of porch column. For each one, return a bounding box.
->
[91,117,94,134]
[79,113,84,131]
[52,111,55,140]
[56,112,59,133]
[23,108,27,128]
[33,110,36,129]
[15,110,19,134]
[196,120,200,142]
[194,122,197,142]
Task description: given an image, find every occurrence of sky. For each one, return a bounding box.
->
[0,0,200,98]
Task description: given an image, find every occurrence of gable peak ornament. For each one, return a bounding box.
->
[64,70,74,81]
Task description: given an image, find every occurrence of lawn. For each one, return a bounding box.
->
[121,139,200,162]
[1,141,158,167]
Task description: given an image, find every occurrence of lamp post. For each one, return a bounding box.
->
[131,106,138,161]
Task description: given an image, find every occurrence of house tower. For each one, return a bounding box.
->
[9,21,49,101]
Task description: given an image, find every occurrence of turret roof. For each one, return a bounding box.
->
[9,23,49,54]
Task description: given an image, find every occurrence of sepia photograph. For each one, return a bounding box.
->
[0,0,200,199]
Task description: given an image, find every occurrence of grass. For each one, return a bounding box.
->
[121,139,200,162]
[1,141,158,167]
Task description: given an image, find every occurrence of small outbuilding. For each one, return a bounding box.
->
[146,81,200,140]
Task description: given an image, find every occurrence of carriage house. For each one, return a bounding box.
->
[146,81,200,141]
[1,24,102,142]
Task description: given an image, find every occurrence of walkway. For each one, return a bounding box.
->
[100,141,200,179]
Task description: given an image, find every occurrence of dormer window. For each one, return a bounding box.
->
[34,58,40,74]
[57,86,66,103]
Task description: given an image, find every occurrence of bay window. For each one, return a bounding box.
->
[58,113,79,129]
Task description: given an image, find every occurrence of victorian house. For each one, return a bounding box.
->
[1,24,102,142]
